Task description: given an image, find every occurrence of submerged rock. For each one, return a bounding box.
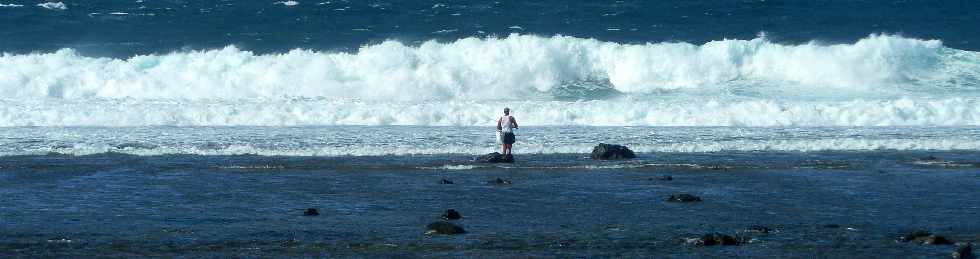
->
[441,209,462,220]
[425,221,466,235]
[953,242,973,259]
[657,175,673,181]
[490,178,512,185]
[590,143,636,160]
[898,230,932,242]
[919,235,954,245]
[686,233,739,246]
[303,208,320,216]
[439,179,454,184]
[665,194,702,203]
[475,152,515,163]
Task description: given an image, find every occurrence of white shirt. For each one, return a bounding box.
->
[499,115,515,133]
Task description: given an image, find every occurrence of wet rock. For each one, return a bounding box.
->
[953,242,974,259]
[918,235,954,245]
[303,208,319,216]
[590,143,636,160]
[475,152,514,163]
[686,233,739,246]
[657,175,673,181]
[425,221,466,235]
[665,194,702,203]
[441,209,462,220]
[490,178,512,185]
[823,224,841,229]
[898,230,932,242]
[439,179,454,184]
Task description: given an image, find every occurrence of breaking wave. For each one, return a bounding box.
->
[2,34,979,126]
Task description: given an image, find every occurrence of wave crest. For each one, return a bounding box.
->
[1,34,975,101]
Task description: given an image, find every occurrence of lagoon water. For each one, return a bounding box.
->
[2,0,980,257]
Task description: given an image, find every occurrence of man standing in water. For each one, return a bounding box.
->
[497,108,519,155]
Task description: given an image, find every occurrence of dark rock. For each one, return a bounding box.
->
[425,221,466,235]
[823,224,841,229]
[658,175,673,181]
[918,235,954,245]
[490,178,512,185]
[923,155,940,160]
[441,209,462,220]
[953,242,973,259]
[686,233,739,246]
[475,152,514,163]
[665,194,702,203]
[439,179,454,184]
[303,208,319,216]
[590,143,636,160]
[745,225,773,234]
[899,230,932,242]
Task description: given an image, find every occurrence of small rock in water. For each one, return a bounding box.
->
[686,233,739,246]
[303,208,320,216]
[439,179,454,184]
[665,194,702,202]
[898,230,932,242]
[475,152,514,163]
[918,235,954,245]
[823,224,841,229]
[953,242,973,259]
[657,175,673,181]
[425,221,466,235]
[490,178,512,185]
[441,209,462,220]
[590,143,636,160]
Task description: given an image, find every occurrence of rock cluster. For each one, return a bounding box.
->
[476,152,514,163]
[590,143,636,160]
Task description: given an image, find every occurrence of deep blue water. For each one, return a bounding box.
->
[1,0,978,57]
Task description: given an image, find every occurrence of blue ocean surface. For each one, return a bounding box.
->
[2,0,980,257]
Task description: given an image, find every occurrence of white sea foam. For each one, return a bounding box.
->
[8,136,980,157]
[0,97,977,127]
[1,34,979,127]
[275,1,298,6]
[1,34,975,101]
[2,126,978,157]
[36,2,66,10]
[0,3,24,7]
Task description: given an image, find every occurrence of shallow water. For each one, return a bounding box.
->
[1,149,977,257]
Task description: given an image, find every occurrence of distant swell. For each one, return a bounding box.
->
[2,34,980,126]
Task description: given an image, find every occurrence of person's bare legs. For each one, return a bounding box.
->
[501,144,506,154]
[504,144,512,155]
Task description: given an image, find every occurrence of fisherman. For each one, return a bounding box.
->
[497,108,519,155]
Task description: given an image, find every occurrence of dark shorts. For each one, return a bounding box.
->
[503,132,516,144]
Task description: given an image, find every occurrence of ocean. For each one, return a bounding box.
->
[1,0,979,257]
